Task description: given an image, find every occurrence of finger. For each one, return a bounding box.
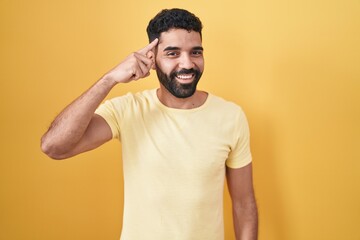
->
[133,54,152,77]
[135,57,150,77]
[146,50,154,60]
[131,68,142,80]
[143,72,150,78]
[137,38,159,55]
[134,52,153,68]
[133,53,153,78]
[131,67,150,80]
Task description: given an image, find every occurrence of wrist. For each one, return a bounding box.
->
[99,74,121,88]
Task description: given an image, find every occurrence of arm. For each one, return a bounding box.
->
[226,163,258,240]
[41,39,158,159]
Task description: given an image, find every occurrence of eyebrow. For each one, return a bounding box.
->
[193,46,204,51]
[163,46,180,51]
[163,46,204,51]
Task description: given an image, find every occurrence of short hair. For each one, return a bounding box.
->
[146,8,203,42]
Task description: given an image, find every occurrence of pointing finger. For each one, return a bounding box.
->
[138,38,159,55]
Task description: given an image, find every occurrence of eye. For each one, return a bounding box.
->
[192,50,203,56]
[166,51,179,57]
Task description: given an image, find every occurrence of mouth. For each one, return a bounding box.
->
[175,73,195,84]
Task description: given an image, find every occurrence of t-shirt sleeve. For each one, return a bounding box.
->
[226,109,252,168]
[94,94,132,140]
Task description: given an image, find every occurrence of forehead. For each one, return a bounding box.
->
[158,28,202,50]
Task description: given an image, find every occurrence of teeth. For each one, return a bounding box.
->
[176,74,193,79]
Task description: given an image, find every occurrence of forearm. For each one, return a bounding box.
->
[41,76,116,157]
[232,200,258,240]
[41,39,158,158]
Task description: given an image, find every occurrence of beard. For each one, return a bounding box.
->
[156,66,203,98]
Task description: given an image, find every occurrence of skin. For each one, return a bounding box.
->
[41,38,158,159]
[41,28,258,239]
[154,29,207,108]
[227,164,258,240]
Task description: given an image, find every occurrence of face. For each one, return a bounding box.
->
[154,29,204,98]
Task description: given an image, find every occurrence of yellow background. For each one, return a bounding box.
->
[1,0,359,239]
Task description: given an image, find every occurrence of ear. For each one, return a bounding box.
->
[146,51,157,70]
[151,61,157,70]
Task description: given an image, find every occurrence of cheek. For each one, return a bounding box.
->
[195,58,204,71]
[156,58,178,73]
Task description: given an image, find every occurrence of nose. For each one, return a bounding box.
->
[178,54,195,69]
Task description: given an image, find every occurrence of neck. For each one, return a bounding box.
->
[156,86,208,109]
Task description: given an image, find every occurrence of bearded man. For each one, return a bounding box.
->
[41,8,258,240]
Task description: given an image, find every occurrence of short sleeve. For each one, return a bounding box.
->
[225,109,252,168]
[95,94,132,140]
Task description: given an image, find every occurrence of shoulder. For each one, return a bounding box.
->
[207,94,250,131]
[105,89,155,106]
[208,94,245,116]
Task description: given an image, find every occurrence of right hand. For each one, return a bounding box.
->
[104,38,159,84]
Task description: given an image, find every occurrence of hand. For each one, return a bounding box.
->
[104,38,159,84]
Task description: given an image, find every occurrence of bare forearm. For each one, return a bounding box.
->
[233,201,258,240]
[41,39,158,159]
[41,76,116,157]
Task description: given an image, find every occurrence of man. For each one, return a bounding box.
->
[41,8,258,240]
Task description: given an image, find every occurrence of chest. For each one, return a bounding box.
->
[121,109,235,177]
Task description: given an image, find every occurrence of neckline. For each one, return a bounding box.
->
[152,89,212,113]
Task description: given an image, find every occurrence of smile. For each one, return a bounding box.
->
[176,73,194,80]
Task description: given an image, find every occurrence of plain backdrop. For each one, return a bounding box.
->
[1,0,359,239]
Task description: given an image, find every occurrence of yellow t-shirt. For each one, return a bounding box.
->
[95,89,252,240]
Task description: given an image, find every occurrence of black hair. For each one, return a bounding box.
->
[146,8,203,42]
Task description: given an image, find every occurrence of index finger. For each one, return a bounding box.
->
[137,38,159,55]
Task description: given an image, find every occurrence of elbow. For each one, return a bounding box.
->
[233,198,258,217]
[40,136,68,160]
